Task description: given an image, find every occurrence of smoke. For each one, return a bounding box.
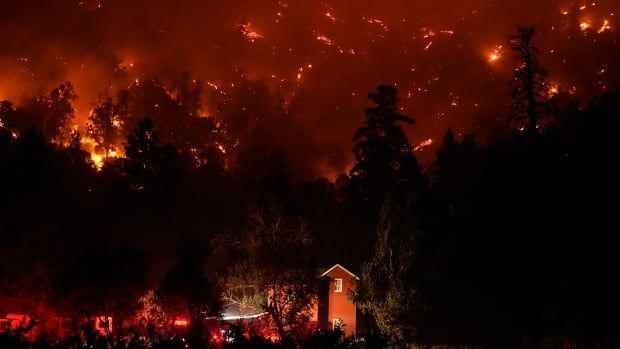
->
[1,0,619,179]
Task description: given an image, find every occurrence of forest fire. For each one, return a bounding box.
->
[0,0,616,178]
[487,45,503,64]
[2,1,620,348]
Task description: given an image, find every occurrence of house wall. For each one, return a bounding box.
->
[324,267,357,337]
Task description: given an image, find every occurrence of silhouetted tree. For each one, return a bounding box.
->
[87,97,122,157]
[350,85,422,210]
[174,72,204,118]
[214,199,316,343]
[159,240,222,349]
[52,246,150,340]
[65,128,93,167]
[39,82,78,143]
[510,27,552,134]
[122,115,182,189]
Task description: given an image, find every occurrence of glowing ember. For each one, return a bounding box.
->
[414,138,434,152]
[238,21,263,42]
[547,84,560,97]
[598,19,612,33]
[316,35,335,46]
[580,21,592,31]
[487,45,503,64]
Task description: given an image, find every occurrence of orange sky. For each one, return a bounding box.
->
[1,0,618,179]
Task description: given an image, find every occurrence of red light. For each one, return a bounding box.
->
[174,319,188,327]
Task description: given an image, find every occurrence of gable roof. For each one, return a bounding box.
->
[320,264,360,280]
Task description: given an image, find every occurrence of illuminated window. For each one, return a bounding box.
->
[333,318,343,330]
[334,278,343,292]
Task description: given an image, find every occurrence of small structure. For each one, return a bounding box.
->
[315,264,361,337]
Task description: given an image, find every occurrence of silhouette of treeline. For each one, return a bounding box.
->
[1,27,620,347]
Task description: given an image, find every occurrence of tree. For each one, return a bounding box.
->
[174,72,204,118]
[214,199,317,343]
[65,128,93,167]
[122,116,164,188]
[0,101,18,136]
[352,185,426,344]
[40,82,78,143]
[510,27,552,135]
[134,290,170,339]
[159,240,222,349]
[350,85,422,209]
[87,97,122,158]
[52,247,150,340]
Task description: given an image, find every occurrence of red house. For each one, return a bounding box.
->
[315,264,361,337]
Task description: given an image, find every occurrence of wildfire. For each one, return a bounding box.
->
[238,21,263,43]
[91,153,104,169]
[366,18,388,31]
[414,138,434,152]
[316,35,335,46]
[487,45,503,64]
[598,19,612,33]
[580,21,592,31]
[547,84,560,98]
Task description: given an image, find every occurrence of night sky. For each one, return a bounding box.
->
[1,0,619,179]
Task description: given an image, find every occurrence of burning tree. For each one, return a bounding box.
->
[86,97,123,158]
[510,27,552,134]
[39,82,78,144]
[214,199,317,343]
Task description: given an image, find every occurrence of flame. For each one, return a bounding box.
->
[238,21,263,42]
[546,82,562,98]
[598,19,612,33]
[316,35,335,46]
[414,138,434,151]
[487,45,503,64]
[580,21,592,31]
[91,153,104,170]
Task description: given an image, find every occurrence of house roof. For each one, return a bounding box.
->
[320,264,360,280]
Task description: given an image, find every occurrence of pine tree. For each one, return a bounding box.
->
[350,85,422,208]
[510,27,552,135]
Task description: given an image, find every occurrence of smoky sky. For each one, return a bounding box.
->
[1,0,619,179]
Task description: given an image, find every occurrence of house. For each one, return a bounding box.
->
[218,263,367,338]
[315,264,362,337]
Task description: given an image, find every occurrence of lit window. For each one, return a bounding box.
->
[333,318,343,330]
[334,278,343,292]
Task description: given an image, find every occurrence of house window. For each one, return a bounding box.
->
[334,278,343,292]
[333,318,343,330]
